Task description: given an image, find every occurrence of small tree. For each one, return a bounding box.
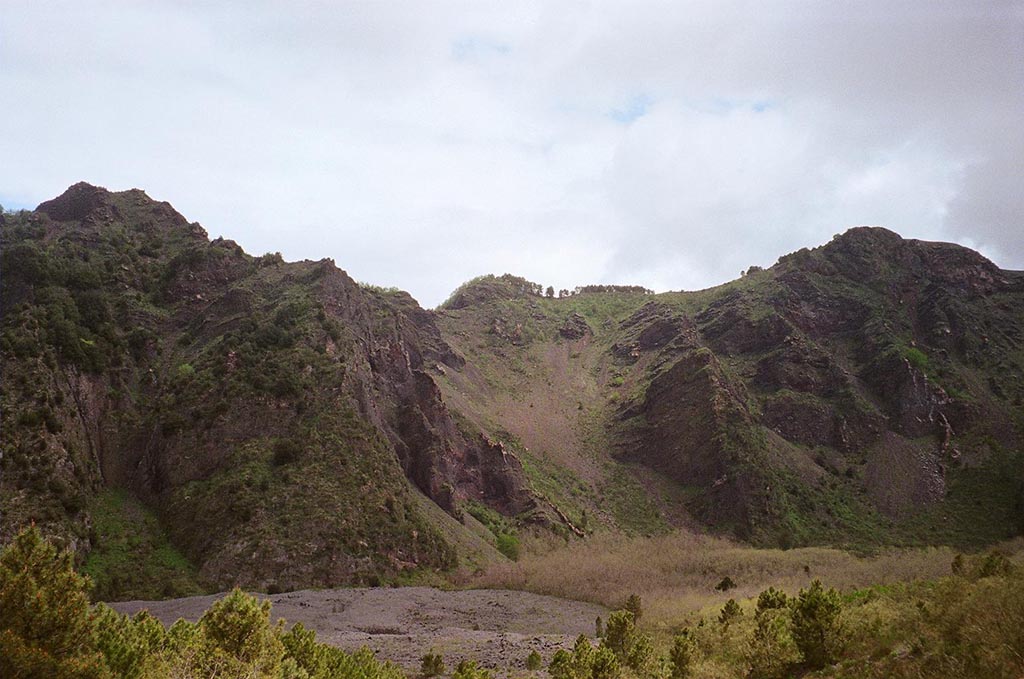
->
[526,650,542,671]
[669,630,696,679]
[453,659,493,679]
[421,651,445,677]
[715,576,736,592]
[590,646,619,679]
[624,594,643,622]
[719,599,742,627]
[756,587,788,612]
[0,526,109,679]
[790,580,843,669]
[197,587,285,678]
[546,286,555,298]
[602,611,636,659]
[747,607,800,679]
[595,615,604,638]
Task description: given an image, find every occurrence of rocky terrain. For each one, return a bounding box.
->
[112,586,606,674]
[2,182,1023,600]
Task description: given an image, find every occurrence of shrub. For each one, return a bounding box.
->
[756,587,788,612]
[975,550,1014,579]
[747,607,800,679]
[453,659,493,679]
[421,651,445,677]
[668,630,696,679]
[496,533,520,561]
[197,587,285,677]
[904,347,929,370]
[526,650,542,671]
[790,580,843,669]
[590,646,620,679]
[715,576,736,592]
[272,439,303,467]
[719,599,742,626]
[0,526,109,679]
[93,606,168,679]
[624,594,642,622]
[603,611,636,659]
[595,616,604,638]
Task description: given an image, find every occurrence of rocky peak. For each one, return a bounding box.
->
[37,182,195,235]
[36,181,112,222]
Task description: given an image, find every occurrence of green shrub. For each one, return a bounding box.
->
[0,526,109,679]
[421,651,445,677]
[747,607,800,679]
[197,587,285,677]
[756,587,788,612]
[624,594,642,622]
[550,635,622,679]
[719,599,742,626]
[526,649,543,671]
[602,611,636,659]
[453,659,493,679]
[904,346,929,370]
[715,576,736,592]
[272,439,303,467]
[975,550,1014,579]
[790,580,843,669]
[496,533,520,561]
[669,630,696,679]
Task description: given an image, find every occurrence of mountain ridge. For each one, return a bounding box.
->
[2,182,1022,599]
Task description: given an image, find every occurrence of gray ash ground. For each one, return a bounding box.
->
[112,587,607,674]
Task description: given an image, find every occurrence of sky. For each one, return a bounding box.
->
[2,1,1022,308]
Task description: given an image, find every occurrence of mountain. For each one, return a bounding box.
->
[2,183,1022,599]
[1,183,533,598]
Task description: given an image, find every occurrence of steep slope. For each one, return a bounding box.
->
[4,184,1022,600]
[432,231,1024,548]
[0,183,531,597]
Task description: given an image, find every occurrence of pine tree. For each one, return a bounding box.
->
[0,526,110,678]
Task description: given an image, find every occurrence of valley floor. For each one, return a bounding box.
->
[111,587,606,675]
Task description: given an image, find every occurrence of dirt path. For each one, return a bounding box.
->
[112,587,607,673]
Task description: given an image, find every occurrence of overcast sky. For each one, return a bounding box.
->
[2,1,1021,307]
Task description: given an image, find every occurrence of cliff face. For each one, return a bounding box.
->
[1,183,531,596]
[3,185,1023,598]
[604,228,1024,543]
[432,231,1024,548]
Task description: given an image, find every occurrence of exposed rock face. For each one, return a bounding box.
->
[4,185,1023,585]
[1,183,532,592]
[558,312,591,340]
[608,226,1024,541]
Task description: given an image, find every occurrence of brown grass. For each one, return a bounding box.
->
[468,531,1012,629]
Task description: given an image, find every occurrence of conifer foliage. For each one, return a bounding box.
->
[0,526,405,679]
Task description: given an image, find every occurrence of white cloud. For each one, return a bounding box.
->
[1,1,1021,306]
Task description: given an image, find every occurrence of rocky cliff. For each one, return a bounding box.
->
[3,184,1023,599]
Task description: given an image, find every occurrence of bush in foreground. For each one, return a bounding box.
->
[0,526,405,679]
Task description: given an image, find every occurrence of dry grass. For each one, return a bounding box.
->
[469,531,1014,629]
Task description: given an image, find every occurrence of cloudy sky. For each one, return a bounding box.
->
[2,1,1021,307]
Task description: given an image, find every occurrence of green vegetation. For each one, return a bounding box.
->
[82,490,202,600]
[464,500,520,560]
[2,526,407,679]
[902,346,929,370]
[420,651,445,677]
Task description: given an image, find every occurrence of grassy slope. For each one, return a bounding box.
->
[435,261,1024,552]
[436,285,674,536]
